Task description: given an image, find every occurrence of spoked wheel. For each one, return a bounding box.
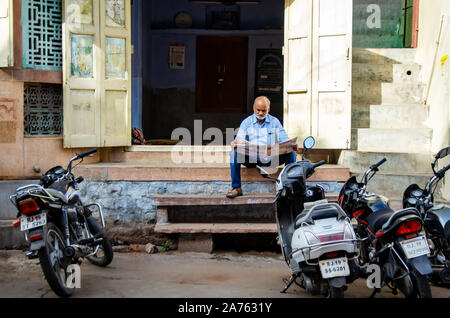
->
[38,222,74,298]
[85,216,113,267]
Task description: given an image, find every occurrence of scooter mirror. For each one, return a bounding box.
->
[303,136,315,150]
[436,147,450,160]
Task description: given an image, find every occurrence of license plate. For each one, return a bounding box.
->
[20,213,47,231]
[319,257,350,279]
[400,235,430,259]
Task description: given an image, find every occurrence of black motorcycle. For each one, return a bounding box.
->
[403,147,450,286]
[10,148,113,297]
[338,158,433,298]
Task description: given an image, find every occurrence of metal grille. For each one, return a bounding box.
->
[22,0,62,70]
[24,84,63,136]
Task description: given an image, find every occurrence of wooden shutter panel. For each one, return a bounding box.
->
[63,0,131,148]
[0,0,13,67]
[284,0,352,149]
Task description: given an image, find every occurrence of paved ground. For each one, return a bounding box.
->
[0,249,449,298]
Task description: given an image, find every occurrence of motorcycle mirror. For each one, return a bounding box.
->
[303,136,316,150]
[435,147,450,160]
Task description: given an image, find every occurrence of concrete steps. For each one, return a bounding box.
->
[347,48,436,200]
[352,48,417,65]
[77,162,349,183]
[356,128,432,153]
[369,104,429,129]
[338,151,434,175]
[353,63,422,83]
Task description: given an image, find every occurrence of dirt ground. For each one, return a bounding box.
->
[0,249,449,298]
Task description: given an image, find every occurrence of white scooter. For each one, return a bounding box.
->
[257,136,360,298]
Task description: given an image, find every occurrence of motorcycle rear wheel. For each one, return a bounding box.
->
[85,216,114,267]
[410,269,432,298]
[38,222,75,298]
[329,286,345,298]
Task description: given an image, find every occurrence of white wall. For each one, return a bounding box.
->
[417,0,450,199]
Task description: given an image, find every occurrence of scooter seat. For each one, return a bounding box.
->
[364,207,394,233]
[295,205,340,228]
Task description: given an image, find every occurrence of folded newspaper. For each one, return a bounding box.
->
[235,137,298,159]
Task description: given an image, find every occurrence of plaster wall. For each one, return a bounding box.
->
[416,0,450,199]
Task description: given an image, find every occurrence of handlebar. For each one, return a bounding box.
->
[67,148,97,173]
[312,160,327,169]
[437,163,450,178]
[370,158,387,171]
[77,148,97,159]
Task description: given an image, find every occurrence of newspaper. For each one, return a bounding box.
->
[234,137,298,159]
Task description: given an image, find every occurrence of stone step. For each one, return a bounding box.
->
[154,193,339,224]
[352,81,426,105]
[106,145,233,164]
[370,104,430,129]
[338,150,435,175]
[353,63,422,83]
[357,128,432,153]
[154,223,278,234]
[381,82,426,104]
[352,48,417,65]
[350,171,438,199]
[77,163,350,183]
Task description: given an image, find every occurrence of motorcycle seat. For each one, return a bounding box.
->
[365,207,394,233]
[46,188,68,204]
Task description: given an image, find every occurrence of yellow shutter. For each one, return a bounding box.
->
[0,0,13,67]
[284,0,352,149]
[63,0,131,148]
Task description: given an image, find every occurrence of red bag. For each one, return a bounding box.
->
[132,128,146,145]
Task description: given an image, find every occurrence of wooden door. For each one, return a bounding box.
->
[63,0,131,148]
[284,0,352,149]
[196,36,248,112]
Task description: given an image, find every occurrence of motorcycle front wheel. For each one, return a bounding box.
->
[38,222,75,298]
[85,216,114,267]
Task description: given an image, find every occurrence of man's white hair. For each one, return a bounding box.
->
[254,96,271,109]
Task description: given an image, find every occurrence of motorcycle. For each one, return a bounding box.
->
[338,158,433,298]
[403,146,450,286]
[257,136,359,298]
[10,148,113,297]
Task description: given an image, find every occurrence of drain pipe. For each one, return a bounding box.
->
[424,15,445,105]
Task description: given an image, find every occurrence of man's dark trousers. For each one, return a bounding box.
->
[230,151,297,189]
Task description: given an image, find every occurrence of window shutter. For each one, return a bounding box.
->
[0,0,13,67]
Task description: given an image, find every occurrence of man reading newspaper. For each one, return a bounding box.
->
[226,96,298,198]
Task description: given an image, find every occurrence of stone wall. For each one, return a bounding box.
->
[78,180,343,225]
[78,181,276,224]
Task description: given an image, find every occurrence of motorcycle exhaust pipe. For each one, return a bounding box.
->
[63,245,88,259]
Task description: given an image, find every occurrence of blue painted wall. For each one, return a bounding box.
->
[141,0,284,140]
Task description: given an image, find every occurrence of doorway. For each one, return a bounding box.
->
[196,36,248,113]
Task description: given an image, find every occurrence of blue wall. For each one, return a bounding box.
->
[140,0,284,140]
